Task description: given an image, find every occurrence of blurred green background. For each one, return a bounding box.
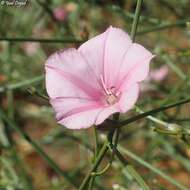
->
[0,0,190,190]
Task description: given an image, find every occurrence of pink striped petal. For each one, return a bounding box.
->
[45,48,103,100]
[57,106,104,129]
[117,44,154,91]
[50,97,100,116]
[104,26,132,88]
[78,29,108,82]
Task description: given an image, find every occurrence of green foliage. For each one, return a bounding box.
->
[0,0,190,190]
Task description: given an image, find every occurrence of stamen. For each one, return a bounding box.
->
[100,75,121,105]
[106,94,118,105]
[100,75,110,95]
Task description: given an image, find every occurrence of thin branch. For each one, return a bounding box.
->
[118,98,190,128]
[0,75,44,93]
[113,147,150,190]
[130,0,143,41]
[138,19,189,35]
[35,0,57,23]
[0,37,83,43]
[78,140,109,190]
[0,21,188,44]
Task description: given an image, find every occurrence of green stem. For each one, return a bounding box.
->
[11,146,34,190]
[88,177,95,190]
[130,0,143,42]
[114,127,120,147]
[111,5,160,25]
[159,79,187,105]
[138,19,189,35]
[126,165,150,190]
[27,87,49,100]
[0,20,187,42]
[118,98,190,127]
[3,43,33,189]
[0,75,44,93]
[91,129,120,178]
[162,55,187,80]
[35,0,58,23]
[0,37,83,43]
[135,106,170,126]
[88,127,99,190]
[6,42,14,119]
[91,162,111,177]
[113,147,150,190]
[0,109,77,189]
[135,106,187,139]
[118,146,189,190]
[78,141,109,190]
[93,127,99,159]
[6,90,14,118]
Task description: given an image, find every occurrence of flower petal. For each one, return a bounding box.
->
[78,28,108,81]
[95,82,139,125]
[57,105,104,129]
[95,106,119,125]
[45,48,103,100]
[52,97,121,129]
[104,26,132,88]
[117,44,154,91]
[50,97,100,117]
[149,65,168,81]
[57,84,139,129]
[118,83,139,112]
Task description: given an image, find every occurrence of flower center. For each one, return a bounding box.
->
[100,76,121,105]
[106,88,120,105]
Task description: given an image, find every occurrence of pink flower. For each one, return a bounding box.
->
[45,26,154,129]
[149,65,168,82]
[53,7,67,22]
[141,65,168,92]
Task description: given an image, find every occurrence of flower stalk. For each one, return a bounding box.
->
[78,139,109,190]
[130,0,143,42]
[79,0,145,189]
